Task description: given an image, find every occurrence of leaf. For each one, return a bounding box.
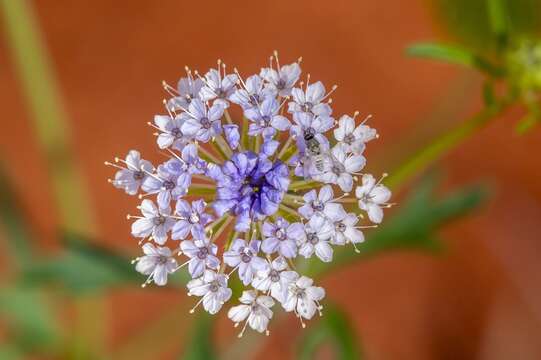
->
[297,304,362,360]
[430,0,541,54]
[487,0,509,48]
[406,43,504,77]
[306,176,488,277]
[516,108,541,134]
[22,233,141,294]
[181,313,217,360]
[0,286,61,352]
[0,165,33,267]
[483,81,496,106]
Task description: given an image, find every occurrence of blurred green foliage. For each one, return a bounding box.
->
[21,234,141,294]
[297,304,363,360]
[181,313,218,360]
[432,0,541,55]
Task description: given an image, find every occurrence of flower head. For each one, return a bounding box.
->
[212,151,290,232]
[108,52,392,335]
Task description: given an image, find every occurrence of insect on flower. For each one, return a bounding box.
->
[107,51,393,336]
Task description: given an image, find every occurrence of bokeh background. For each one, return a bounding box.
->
[1,0,541,359]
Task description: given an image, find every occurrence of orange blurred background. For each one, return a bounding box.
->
[1,0,541,359]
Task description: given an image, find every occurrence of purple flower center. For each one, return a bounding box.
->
[260,115,271,126]
[188,212,200,224]
[344,133,355,144]
[157,255,168,264]
[163,180,175,190]
[133,170,145,180]
[249,94,260,106]
[209,280,219,292]
[171,127,182,138]
[197,247,209,259]
[213,151,290,231]
[276,78,286,90]
[301,102,313,112]
[241,253,252,263]
[269,270,280,282]
[200,117,211,129]
[275,229,286,240]
[312,201,324,212]
[335,222,346,232]
[308,233,319,245]
[332,163,345,175]
[153,215,166,226]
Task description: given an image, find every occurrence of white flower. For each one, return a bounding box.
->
[298,215,334,262]
[228,290,275,336]
[230,74,274,110]
[260,61,301,97]
[288,81,333,117]
[187,270,232,314]
[180,99,224,143]
[223,239,268,285]
[166,75,204,111]
[252,257,298,302]
[327,211,365,249]
[110,150,154,195]
[130,199,175,245]
[313,143,365,192]
[199,65,238,108]
[355,174,392,223]
[334,114,377,155]
[298,185,346,220]
[282,276,325,326]
[153,114,191,150]
[245,97,290,138]
[134,243,177,287]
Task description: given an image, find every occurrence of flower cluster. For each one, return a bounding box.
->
[107,52,392,336]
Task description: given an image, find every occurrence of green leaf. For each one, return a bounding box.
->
[306,176,488,277]
[0,165,33,267]
[431,0,541,54]
[181,313,217,360]
[22,233,141,293]
[515,113,539,133]
[297,304,362,360]
[483,81,496,106]
[487,0,509,48]
[406,43,504,77]
[0,286,61,352]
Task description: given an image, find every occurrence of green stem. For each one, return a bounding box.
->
[1,0,104,356]
[196,143,221,164]
[385,96,513,189]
